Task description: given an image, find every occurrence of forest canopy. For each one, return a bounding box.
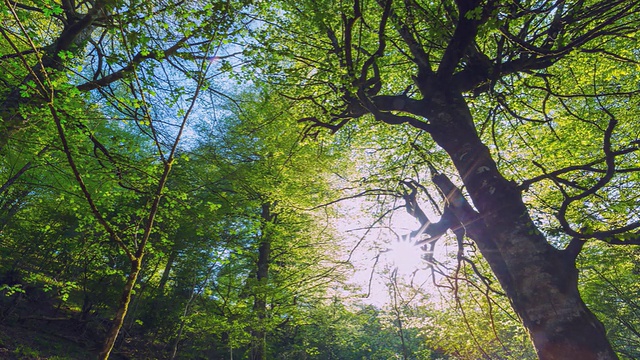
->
[1,0,639,359]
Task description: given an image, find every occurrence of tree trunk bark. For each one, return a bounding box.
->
[98,258,142,360]
[250,203,274,360]
[423,87,617,360]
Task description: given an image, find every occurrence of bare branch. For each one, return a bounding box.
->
[77,37,191,91]
[519,143,640,190]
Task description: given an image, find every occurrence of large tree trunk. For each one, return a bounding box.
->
[424,87,617,360]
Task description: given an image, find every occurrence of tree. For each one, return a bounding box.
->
[189,89,349,360]
[247,0,640,358]
[0,0,242,150]
[0,1,248,358]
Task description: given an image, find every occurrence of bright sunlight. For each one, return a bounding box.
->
[383,211,426,275]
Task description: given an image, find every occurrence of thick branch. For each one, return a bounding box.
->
[77,37,189,91]
[357,88,433,132]
[399,180,456,245]
[436,0,487,80]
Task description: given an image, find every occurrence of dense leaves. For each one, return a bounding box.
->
[1,0,640,359]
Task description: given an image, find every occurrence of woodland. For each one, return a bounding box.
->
[0,0,639,359]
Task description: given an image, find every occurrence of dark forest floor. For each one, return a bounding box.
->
[0,296,154,360]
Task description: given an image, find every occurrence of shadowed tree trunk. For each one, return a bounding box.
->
[423,88,616,359]
[250,202,276,360]
[259,0,640,357]
[158,249,179,296]
[98,259,142,359]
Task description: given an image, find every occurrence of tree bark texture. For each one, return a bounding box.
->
[98,258,142,360]
[422,86,617,359]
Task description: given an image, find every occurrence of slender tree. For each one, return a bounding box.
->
[1,1,246,358]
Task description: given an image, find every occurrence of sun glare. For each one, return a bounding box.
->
[384,236,426,274]
[383,211,426,274]
[337,196,439,305]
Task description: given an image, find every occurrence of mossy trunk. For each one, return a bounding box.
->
[98,258,142,360]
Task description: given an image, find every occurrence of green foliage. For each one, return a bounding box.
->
[0,284,25,297]
[273,298,442,360]
[579,244,640,359]
[1,0,639,359]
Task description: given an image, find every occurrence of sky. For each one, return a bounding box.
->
[335,197,452,307]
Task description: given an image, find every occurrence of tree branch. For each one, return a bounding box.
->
[436,0,488,80]
[77,37,189,91]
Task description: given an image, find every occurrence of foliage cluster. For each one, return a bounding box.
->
[1,0,640,359]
